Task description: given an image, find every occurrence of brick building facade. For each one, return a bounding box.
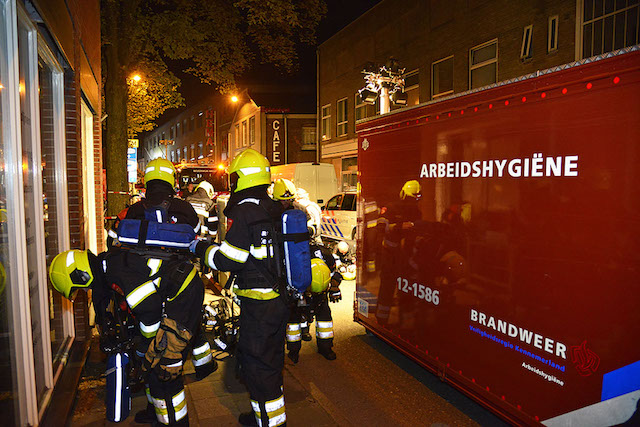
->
[142,88,317,181]
[318,0,639,189]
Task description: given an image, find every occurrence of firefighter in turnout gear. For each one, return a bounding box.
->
[49,248,204,425]
[286,244,342,363]
[123,157,216,424]
[192,149,288,427]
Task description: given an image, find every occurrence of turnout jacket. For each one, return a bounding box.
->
[195,185,284,300]
[90,248,204,352]
[126,180,199,232]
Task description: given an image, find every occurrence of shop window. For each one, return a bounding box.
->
[581,0,639,58]
[341,156,358,191]
[470,39,498,89]
[432,56,454,98]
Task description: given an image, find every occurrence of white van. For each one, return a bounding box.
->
[270,163,338,205]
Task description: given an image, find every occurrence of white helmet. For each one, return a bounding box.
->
[337,241,349,255]
[295,187,310,201]
[196,181,215,199]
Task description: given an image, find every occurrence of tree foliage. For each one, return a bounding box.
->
[101,0,326,214]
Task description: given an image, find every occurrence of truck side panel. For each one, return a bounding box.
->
[356,51,640,425]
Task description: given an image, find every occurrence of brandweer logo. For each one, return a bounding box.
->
[570,340,600,377]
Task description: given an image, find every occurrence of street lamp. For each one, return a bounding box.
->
[359,58,407,114]
[131,74,142,82]
[231,95,239,103]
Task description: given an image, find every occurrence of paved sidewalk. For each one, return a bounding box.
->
[70,336,336,426]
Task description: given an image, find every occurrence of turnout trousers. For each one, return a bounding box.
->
[238,295,289,427]
[286,293,333,355]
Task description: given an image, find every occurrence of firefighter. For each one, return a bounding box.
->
[124,158,217,421]
[185,180,218,237]
[294,187,323,244]
[49,248,204,425]
[191,148,288,427]
[286,243,342,363]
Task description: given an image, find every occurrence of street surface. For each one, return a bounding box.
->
[70,279,508,426]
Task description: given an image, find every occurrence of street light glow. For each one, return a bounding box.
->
[131,74,142,82]
[231,95,238,103]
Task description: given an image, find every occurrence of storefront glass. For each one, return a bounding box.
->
[0,1,17,424]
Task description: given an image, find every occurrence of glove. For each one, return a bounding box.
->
[328,285,342,303]
[142,318,193,381]
[189,237,204,254]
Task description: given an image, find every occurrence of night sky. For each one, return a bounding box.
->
[172,0,383,113]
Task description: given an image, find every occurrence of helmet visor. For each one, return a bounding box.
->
[229,172,239,194]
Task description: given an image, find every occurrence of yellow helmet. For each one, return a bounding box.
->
[48,250,94,300]
[144,158,176,187]
[272,178,296,200]
[195,181,215,199]
[309,258,331,293]
[228,149,271,193]
[400,180,422,200]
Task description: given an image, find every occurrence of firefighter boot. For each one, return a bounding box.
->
[134,403,155,424]
[317,340,336,360]
[238,411,258,426]
[287,350,299,364]
[301,325,312,341]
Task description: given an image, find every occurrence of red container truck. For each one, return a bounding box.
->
[355,49,640,426]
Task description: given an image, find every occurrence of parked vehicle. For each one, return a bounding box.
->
[270,162,338,205]
[355,50,640,426]
[321,191,357,241]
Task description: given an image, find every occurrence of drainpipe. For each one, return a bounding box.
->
[316,49,320,164]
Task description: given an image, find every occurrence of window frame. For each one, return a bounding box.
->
[321,104,331,141]
[548,15,559,52]
[521,25,534,60]
[469,39,498,89]
[249,116,256,145]
[432,56,454,99]
[336,97,348,137]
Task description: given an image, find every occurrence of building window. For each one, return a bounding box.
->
[301,126,316,150]
[341,157,358,192]
[176,122,181,138]
[521,25,534,60]
[198,142,204,158]
[190,144,195,161]
[183,146,187,161]
[171,150,175,162]
[235,124,240,146]
[249,116,256,145]
[404,69,420,106]
[242,120,248,146]
[548,15,559,52]
[355,93,379,122]
[337,98,347,136]
[469,39,498,89]
[190,116,195,131]
[432,56,454,98]
[170,126,175,139]
[182,119,187,135]
[321,104,331,140]
[198,112,203,128]
[582,0,639,58]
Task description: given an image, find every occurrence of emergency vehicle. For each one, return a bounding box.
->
[321,191,357,242]
[174,161,228,197]
[355,48,640,426]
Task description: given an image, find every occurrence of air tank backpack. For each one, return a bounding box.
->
[117,200,195,252]
[248,207,312,297]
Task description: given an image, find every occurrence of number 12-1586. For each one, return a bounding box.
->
[396,277,440,306]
